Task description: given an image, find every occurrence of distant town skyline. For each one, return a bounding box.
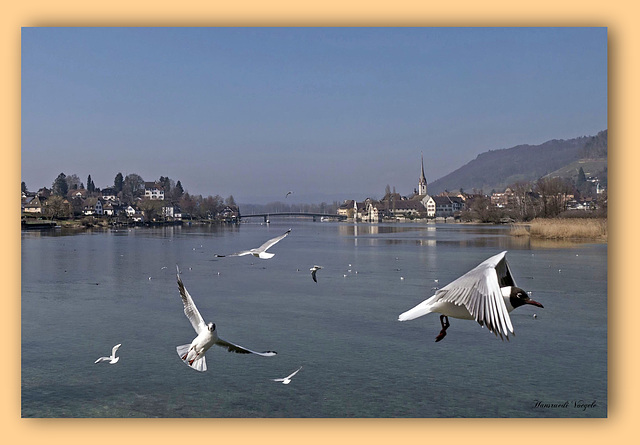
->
[21,27,607,204]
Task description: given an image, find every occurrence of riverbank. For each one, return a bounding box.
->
[510,218,607,241]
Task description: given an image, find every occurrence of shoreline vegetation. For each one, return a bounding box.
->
[510,218,607,241]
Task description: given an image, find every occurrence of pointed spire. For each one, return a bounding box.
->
[418,152,427,195]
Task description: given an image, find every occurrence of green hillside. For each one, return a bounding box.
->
[428,130,607,194]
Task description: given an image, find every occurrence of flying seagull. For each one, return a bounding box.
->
[215,229,291,260]
[310,265,323,283]
[175,266,277,372]
[95,344,122,364]
[272,366,303,385]
[398,251,543,342]
[285,191,293,198]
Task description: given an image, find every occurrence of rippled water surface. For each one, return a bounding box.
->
[21,221,607,417]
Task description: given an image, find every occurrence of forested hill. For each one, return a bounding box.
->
[428,130,607,194]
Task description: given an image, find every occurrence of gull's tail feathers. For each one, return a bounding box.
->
[176,344,208,372]
[398,299,436,321]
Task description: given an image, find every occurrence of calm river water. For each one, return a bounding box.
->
[21,221,607,417]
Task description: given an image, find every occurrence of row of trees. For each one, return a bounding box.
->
[175,193,237,220]
[33,172,187,204]
[24,172,239,222]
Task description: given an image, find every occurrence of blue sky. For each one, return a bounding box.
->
[21,27,607,204]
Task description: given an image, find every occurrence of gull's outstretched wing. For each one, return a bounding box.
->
[110,344,122,357]
[256,229,291,252]
[215,337,277,356]
[176,266,207,334]
[286,366,303,379]
[493,251,517,287]
[434,251,514,339]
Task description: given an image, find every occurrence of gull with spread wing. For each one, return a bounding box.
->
[272,366,303,385]
[310,265,322,283]
[215,229,291,260]
[175,266,277,372]
[94,344,121,364]
[398,251,543,342]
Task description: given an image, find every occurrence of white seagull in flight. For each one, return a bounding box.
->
[398,251,543,342]
[175,266,277,372]
[310,265,323,283]
[215,229,291,260]
[94,344,122,364]
[272,366,303,384]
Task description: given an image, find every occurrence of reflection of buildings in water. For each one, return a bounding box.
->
[338,223,379,239]
[354,223,358,247]
[418,239,436,246]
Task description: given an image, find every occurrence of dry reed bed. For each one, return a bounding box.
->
[511,218,607,240]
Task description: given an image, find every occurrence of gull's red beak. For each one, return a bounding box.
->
[526,299,544,308]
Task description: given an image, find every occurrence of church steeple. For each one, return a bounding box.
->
[418,152,427,195]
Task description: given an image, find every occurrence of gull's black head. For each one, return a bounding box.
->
[509,286,544,309]
[208,322,216,332]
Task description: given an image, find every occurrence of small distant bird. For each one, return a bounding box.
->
[175,266,276,372]
[398,251,543,342]
[272,366,303,385]
[285,191,293,198]
[215,229,291,260]
[95,344,122,364]
[533,314,538,319]
[310,265,323,283]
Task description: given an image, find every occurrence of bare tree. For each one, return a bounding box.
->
[511,181,535,220]
[122,173,145,203]
[65,174,82,191]
[139,198,163,222]
[179,193,197,219]
[44,195,71,220]
[534,177,573,217]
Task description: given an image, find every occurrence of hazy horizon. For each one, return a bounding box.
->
[21,27,607,204]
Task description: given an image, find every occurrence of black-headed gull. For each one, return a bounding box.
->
[310,265,322,283]
[272,366,303,384]
[175,266,277,372]
[94,344,121,364]
[398,251,543,342]
[215,229,291,260]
